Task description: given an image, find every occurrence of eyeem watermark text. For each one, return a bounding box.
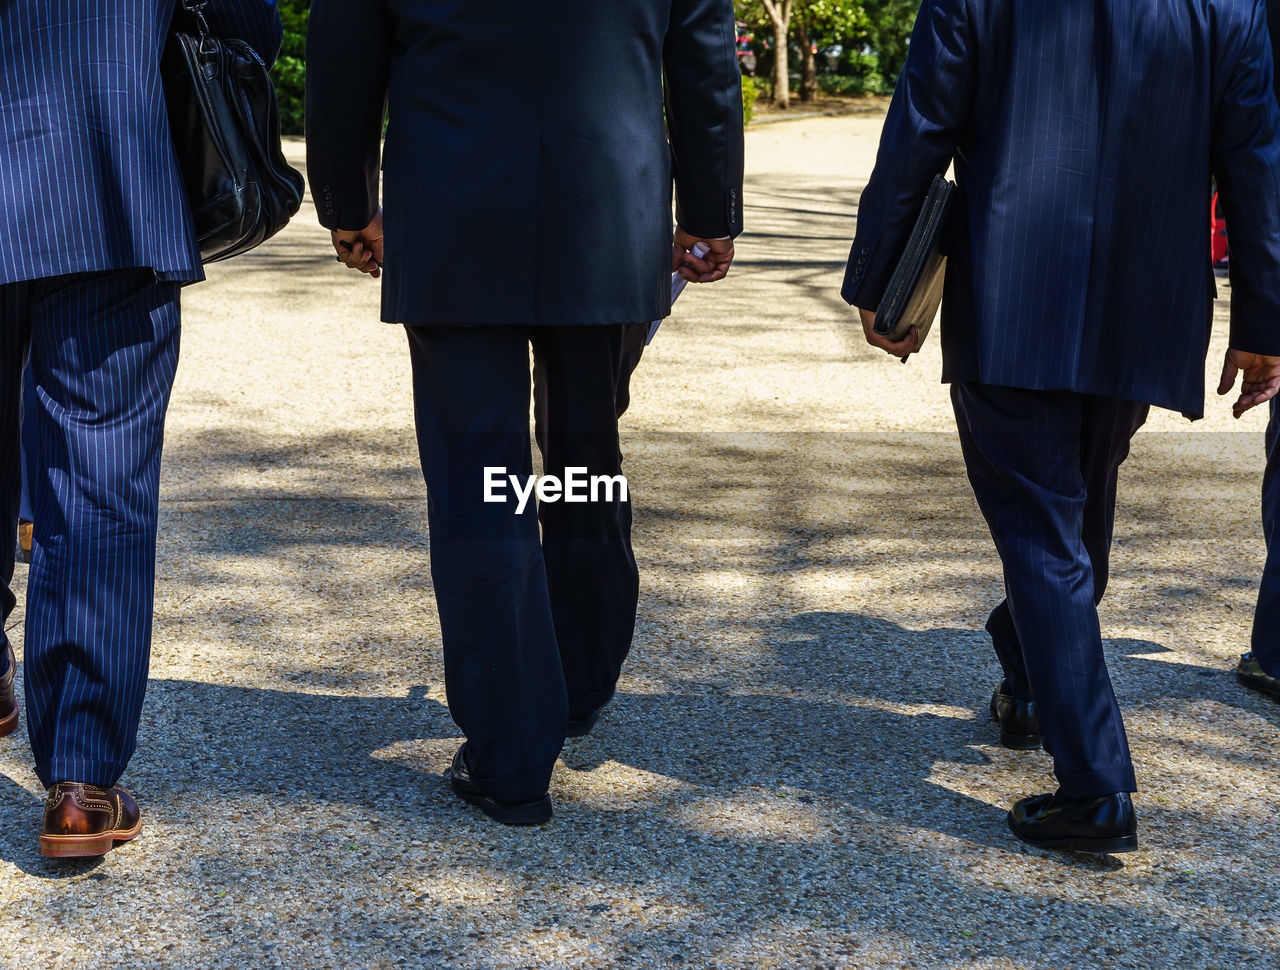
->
[484,467,629,514]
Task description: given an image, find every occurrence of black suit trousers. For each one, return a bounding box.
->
[951,382,1148,798]
[1253,398,1280,673]
[405,323,644,802]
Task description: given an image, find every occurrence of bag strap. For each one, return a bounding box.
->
[178,0,212,43]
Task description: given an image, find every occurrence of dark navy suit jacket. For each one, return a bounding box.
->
[305,0,745,326]
[844,0,1280,416]
[0,0,283,288]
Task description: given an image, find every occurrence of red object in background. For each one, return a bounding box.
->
[1211,192,1228,264]
[735,22,756,75]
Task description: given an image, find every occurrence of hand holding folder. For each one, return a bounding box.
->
[867,174,956,362]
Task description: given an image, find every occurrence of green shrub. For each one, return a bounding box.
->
[270,0,309,135]
[816,73,859,95]
[741,74,760,124]
[815,72,892,97]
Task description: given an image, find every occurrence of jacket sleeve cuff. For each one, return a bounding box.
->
[674,190,742,240]
[1230,307,1280,357]
[315,191,379,233]
[841,239,890,310]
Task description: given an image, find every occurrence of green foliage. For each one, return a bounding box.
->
[741,74,760,124]
[268,0,910,133]
[271,0,309,135]
[866,0,916,81]
[734,0,916,97]
[795,0,871,47]
[816,72,889,96]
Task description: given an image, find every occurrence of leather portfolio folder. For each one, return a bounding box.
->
[873,174,956,355]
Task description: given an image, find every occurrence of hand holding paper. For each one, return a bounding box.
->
[648,241,710,345]
[673,229,734,282]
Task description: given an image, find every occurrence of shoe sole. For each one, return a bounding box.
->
[989,697,1042,750]
[1237,672,1280,702]
[449,777,552,827]
[566,697,613,739]
[565,716,599,739]
[39,819,142,859]
[1000,730,1044,751]
[0,706,16,738]
[1007,815,1137,854]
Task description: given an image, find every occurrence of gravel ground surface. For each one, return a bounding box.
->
[1,119,1278,968]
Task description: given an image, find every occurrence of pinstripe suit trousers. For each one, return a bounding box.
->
[1,270,180,788]
[18,364,36,522]
[952,382,1149,798]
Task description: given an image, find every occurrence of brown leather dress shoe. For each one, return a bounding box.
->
[17,520,32,564]
[0,642,16,738]
[40,783,142,858]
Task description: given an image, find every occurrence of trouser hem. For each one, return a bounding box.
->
[37,758,129,791]
[462,752,556,803]
[1249,639,1280,678]
[1054,765,1137,799]
[568,684,616,720]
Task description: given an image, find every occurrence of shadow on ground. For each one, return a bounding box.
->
[3,427,1276,966]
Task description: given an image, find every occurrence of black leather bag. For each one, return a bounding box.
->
[162,0,304,263]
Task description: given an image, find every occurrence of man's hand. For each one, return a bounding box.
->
[332,208,385,279]
[1218,348,1280,418]
[673,228,734,283]
[859,307,920,358]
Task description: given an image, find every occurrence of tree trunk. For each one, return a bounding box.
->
[772,18,790,108]
[760,0,792,109]
[797,20,817,103]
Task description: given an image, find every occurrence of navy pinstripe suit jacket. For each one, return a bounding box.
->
[0,0,283,288]
[844,0,1280,416]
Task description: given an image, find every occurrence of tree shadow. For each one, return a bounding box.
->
[2,383,1277,961]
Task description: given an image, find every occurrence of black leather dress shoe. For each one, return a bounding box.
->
[1237,653,1280,702]
[1008,791,1137,854]
[566,694,613,738]
[989,681,1042,750]
[447,746,552,827]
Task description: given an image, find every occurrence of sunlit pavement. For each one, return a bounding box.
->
[0,122,1274,968]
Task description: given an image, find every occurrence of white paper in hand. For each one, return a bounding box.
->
[647,242,710,345]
